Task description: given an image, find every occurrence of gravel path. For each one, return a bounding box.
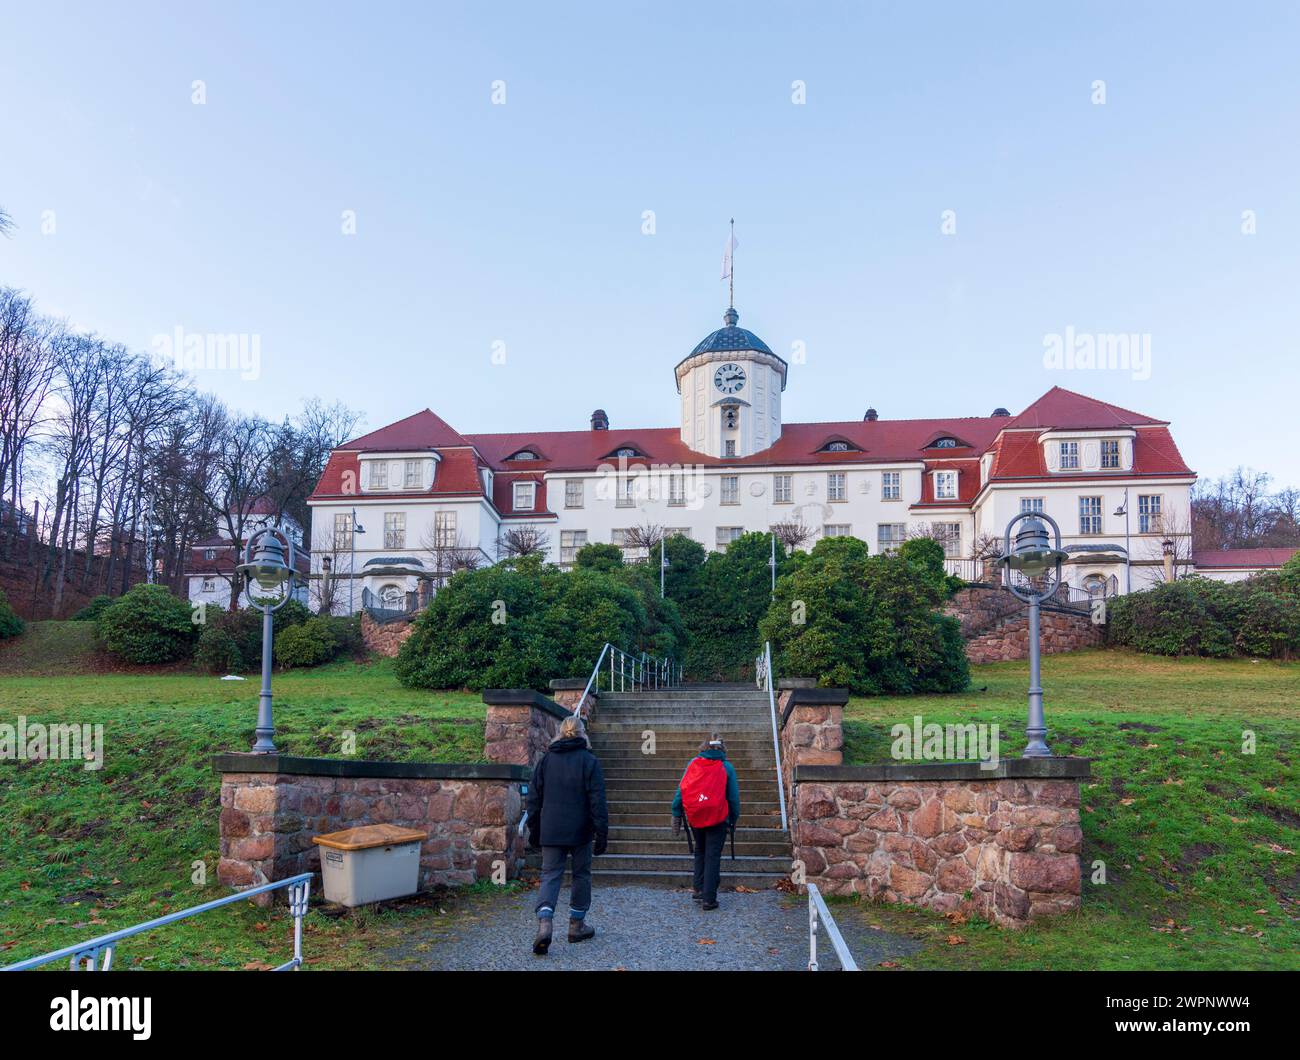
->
[380,884,921,971]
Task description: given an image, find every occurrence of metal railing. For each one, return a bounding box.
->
[756,640,788,831]
[807,883,860,971]
[577,642,680,710]
[2,873,313,972]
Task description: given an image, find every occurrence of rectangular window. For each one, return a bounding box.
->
[934,522,962,558]
[773,474,792,504]
[513,481,535,511]
[1059,441,1079,470]
[616,476,636,508]
[369,461,388,489]
[384,512,406,549]
[724,439,736,457]
[434,511,457,549]
[716,526,743,549]
[934,471,958,500]
[1079,495,1103,535]
[403,460,421,489]
[1101,439,1121,469]
[1138,494,1163,534]
[665,527,691,540]
[333,513,353,551]
[1020,497,1044,513]
[668,474,685,506]
[202,577,216,592]
[881,472,900,500]
[823,524,851,538]
[560,529,588,564]
[203,548,216,560]
[827,472,847,502]
[721,475,739,504]
[877,523,906,553]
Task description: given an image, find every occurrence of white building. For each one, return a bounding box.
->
[308,306,1211,612]
[185,501,310,610]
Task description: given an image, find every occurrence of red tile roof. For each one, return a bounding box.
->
[1192,547,1298,570]
[308,387,1195,509]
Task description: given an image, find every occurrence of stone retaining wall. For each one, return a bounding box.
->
[483,687,595,767]
[964,610,1102,664]
[792,759,1089,928]
[359,611,417,657]
[776,681,846,805]
[214,756,529,901]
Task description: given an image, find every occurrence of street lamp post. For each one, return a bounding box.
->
[659,535,668,597]
[999,512,1069,758]
[769,532,777,599]
[236,528,299,754]
[1162,536,1175,583]
[1113,488,1131,594]
[348,508,366,615]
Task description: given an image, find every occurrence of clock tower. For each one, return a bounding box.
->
[675,306,787,458]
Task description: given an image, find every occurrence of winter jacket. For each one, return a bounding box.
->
[671,748,741,827]
[527,736,609,848]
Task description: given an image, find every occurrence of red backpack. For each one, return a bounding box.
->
[680,757,729,828]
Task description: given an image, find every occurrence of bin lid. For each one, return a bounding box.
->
[312,824,429,851]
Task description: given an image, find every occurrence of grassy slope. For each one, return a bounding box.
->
[0,636,485,969]
[839,649,1300,970]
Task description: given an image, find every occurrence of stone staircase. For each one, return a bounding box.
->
[526,684,791,890]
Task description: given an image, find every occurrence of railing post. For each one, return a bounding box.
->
[808,893,819,972]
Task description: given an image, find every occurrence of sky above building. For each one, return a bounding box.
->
[2,2,1297,486]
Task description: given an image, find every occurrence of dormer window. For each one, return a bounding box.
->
[816,436,860,453]
[513,481,536,511]
[614,447,639,458]
[370,461,389,489]
[931,437,958,449]
[934,470,958,500]
[403,460,421,489]
[1059,441,1079,470]
[507,449,539,461]
[1101,439,1120,469]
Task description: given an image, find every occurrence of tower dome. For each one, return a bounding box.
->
[675,307,787,458]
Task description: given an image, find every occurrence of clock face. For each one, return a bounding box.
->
[714,362,746,394]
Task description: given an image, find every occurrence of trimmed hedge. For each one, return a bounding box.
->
[1105,574,1300,659]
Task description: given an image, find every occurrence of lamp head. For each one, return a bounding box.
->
[1006,515,1066,577]
[237,531,293,602]
[1161,537,1174,557]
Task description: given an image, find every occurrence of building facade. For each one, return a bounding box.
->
[307,307,1209,613]
[185,501,310,610]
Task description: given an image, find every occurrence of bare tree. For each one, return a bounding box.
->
[621,521,664,555]
[771,517,812,552]
[0,207,13,238]
[497,525,550,560]
[1140,509,1196,582]
[0,290,58,556]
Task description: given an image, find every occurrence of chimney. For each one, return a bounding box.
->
[992,407,1010,417]
[864,408,878,422]
[590,409,609,431]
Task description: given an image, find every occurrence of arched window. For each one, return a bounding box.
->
[932,437,959,449]
[1082,573,1108,597]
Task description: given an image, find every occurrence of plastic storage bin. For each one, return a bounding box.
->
[312,824,428,907]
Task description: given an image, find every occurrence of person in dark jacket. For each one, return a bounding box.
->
[671,735,741,910]
[526,714,609,954]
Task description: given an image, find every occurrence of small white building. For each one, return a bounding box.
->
[1190,547,1298,583]
[307,305,1212,612]
[185,501,310,611]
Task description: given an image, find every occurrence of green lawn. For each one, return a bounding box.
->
[0,648,484,969]
[0,629,1295,971]
[839,649,1300,970]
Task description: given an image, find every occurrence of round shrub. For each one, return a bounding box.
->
[95,584,198,664]
[759,540,969,696]
[273,617,338,668]
[0,588,24,640]
[574,542,624,571]
[1106,579,1238,658]
[195,625,242,673]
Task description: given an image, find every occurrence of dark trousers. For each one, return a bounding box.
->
[691,822,729,903]
[534,842,593,921]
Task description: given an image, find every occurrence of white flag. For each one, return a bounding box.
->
[720,231,738,280]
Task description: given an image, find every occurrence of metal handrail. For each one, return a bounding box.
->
[807,883,859,971]
[3,873,313,972]
[577,642,678,713]
[759,641,788,831]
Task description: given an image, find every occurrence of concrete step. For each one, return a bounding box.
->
[591,723,769,734]
[590,853,789,874]
[607,788,780,804]
[606,838,791,857]
[608,824,786,842]
[609,799,781,816]
[520,866,790,890]
[609,811,782,828]
[603,766,778,781]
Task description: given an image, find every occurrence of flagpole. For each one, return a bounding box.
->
[728,217,735,308]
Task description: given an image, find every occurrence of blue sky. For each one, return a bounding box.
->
[2,1,1298,486]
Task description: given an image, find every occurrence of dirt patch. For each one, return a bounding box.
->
[1176,843,1218,874]
[1117,722,1162,733]
[1250,801,1300,830]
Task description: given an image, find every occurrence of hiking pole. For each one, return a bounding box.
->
[729,821,736,861]
[682,817,694,855]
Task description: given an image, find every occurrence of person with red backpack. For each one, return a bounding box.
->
[671,735,741,910]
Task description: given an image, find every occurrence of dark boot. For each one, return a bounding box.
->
[533,917,553,955]
[701,900,719,911]
[568,918,595,943]
[691,891,703,902]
